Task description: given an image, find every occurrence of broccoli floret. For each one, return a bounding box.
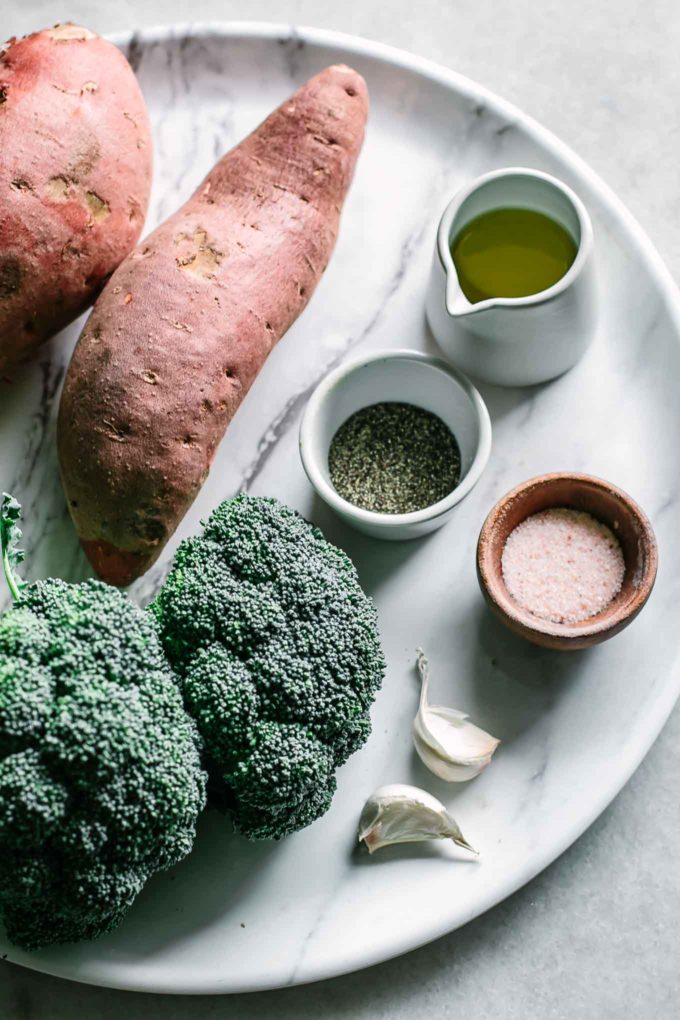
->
[0,497,207,950]
[151,495,384,840]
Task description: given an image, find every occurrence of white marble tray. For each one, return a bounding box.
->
[2,22,679,995]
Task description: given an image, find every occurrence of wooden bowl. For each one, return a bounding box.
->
[476,473,658,650]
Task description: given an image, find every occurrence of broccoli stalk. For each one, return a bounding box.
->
[0,495,207,951]
[0,493,26,601]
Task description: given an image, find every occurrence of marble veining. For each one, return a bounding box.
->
[241,215,432,494]
[0,23,679,996]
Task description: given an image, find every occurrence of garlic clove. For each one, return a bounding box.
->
[358,783,477,855]
[413,734,492,782]
[416,705,499,763]
[413,708,500,781]
[413,649,499,783]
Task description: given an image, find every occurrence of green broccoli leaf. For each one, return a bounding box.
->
[1,493,27,601]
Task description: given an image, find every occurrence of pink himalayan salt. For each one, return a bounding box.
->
[501,508,625,625]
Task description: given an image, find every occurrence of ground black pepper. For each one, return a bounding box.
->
[328,402,461,514]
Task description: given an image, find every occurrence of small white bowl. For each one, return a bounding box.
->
[299,349,492,540]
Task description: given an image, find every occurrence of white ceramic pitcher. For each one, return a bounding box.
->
[426,167,597,387]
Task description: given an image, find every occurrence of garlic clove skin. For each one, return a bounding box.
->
[413,649,500,783]
[413,707,500,782]
[358,784,477,855]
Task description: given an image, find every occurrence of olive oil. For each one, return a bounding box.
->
[451,207,578,304]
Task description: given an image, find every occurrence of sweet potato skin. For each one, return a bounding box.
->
[58,65,368,585]
[0,24,152,372]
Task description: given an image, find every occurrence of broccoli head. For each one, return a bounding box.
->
[0,497,206,950]
[151,495,385,840]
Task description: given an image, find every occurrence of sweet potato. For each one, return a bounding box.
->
[0,24,152,372]
[58,64,368,585]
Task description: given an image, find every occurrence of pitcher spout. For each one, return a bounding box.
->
[445,272,475,317]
